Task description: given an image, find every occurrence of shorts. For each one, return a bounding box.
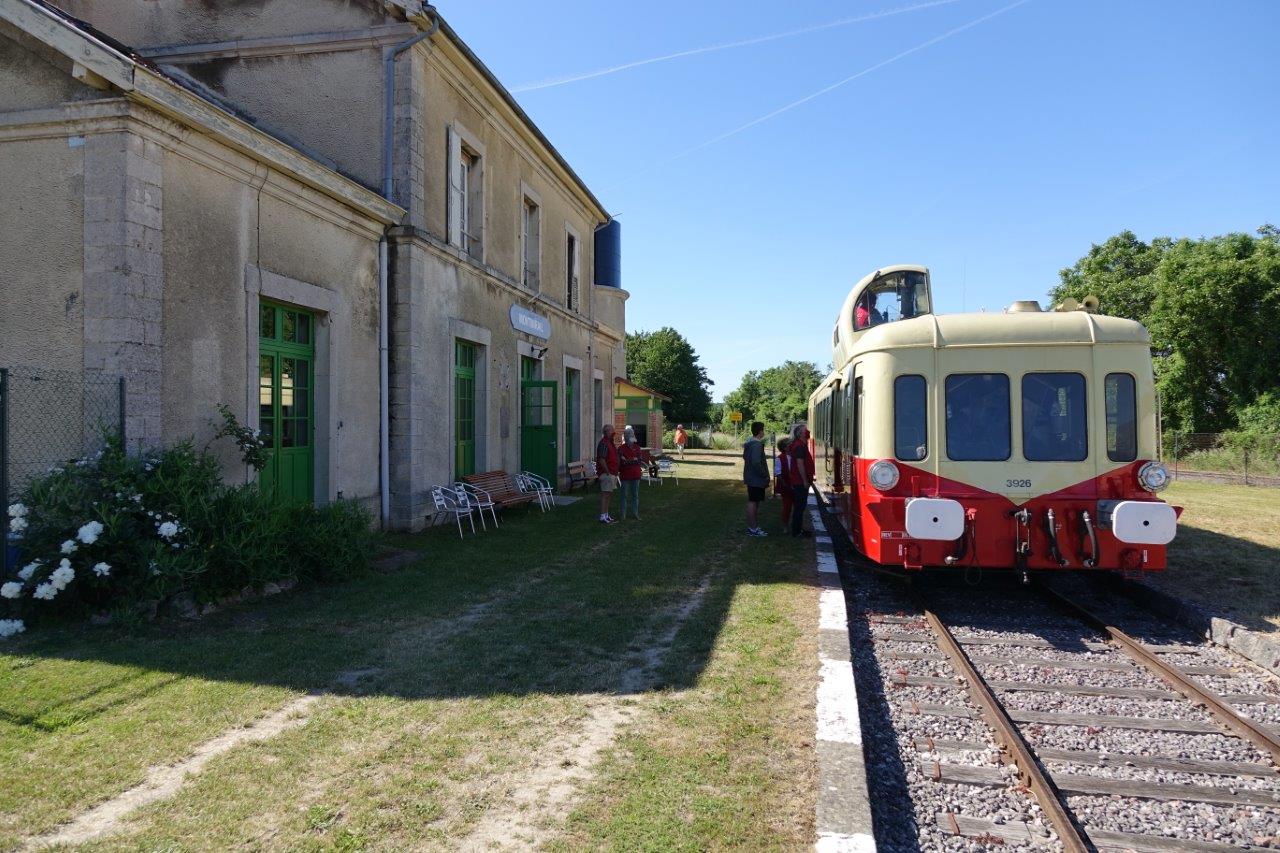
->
[746,485,766,503]
[599,473,618,492]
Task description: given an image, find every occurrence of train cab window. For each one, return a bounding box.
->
[894,375,928,461]
[1105,373,1138,462]
[855,271,932,330]
[945,374,1010,461]
[1022,373,1087,462]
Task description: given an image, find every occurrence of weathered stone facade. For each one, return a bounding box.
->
[1,0,624,529]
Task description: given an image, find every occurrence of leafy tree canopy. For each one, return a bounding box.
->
[625,327,713,424]
[1050,226,1280,432]
[722,360,824,434]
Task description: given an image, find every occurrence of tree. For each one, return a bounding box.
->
[722,360,824,433]
[1050,227,1280,432]
[625,327,713,424]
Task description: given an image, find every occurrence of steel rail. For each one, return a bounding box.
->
[1038,583,1280,766]
[914,591,1091,853]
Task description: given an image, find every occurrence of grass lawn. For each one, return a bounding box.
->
[0,449,817,850]
[1145,481,1280,635]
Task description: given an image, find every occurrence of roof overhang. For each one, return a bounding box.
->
[1,0,405,225]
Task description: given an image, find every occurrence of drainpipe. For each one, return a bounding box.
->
[378,7,439,529]
[378,236,390,528]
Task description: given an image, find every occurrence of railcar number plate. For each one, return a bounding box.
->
[1005,479,1032,489]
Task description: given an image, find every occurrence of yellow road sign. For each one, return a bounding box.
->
[729,411,743,422]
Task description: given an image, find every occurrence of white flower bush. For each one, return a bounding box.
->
[2,415,375,637]
[77,521,104,545]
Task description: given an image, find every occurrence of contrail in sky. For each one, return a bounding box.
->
[510,0,968,93]
[611,0,1032,187]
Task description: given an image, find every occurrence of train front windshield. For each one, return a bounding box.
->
[855,271,931,330]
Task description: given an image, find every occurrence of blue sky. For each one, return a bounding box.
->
[442,0,1280,399]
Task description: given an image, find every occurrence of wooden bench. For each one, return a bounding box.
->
[462,471,538,510]
[567,459,598,491]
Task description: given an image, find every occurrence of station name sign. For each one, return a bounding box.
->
[510,305,551,340]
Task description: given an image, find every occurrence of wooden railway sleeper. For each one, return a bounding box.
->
[1037,583,1280,766]
[915,591,1092,853]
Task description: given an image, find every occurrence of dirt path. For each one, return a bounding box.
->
[456,569,719,851]
[21,570,554,850]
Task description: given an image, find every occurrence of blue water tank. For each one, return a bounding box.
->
[594,219,621,289]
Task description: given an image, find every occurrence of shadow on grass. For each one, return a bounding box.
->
[1,478,820,729]
[1120,524,1280,636]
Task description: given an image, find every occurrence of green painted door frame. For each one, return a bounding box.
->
[521,379,558,489]
[258,302,315,505]
[454,340,477,478]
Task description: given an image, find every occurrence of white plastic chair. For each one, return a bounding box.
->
[431,484,474,539]
[458,482,499,529]
[657,457,679,484]
[516,473,550,512]
[522,471,555,509]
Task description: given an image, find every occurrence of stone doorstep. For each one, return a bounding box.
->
[1113,577,1280,677]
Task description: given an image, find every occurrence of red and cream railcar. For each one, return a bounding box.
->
[808,266,1177,573]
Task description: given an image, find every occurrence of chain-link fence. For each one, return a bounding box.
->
[1,367,125,506]
[1162,432,1280,487]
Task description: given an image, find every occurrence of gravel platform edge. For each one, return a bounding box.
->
[810,496,878,853]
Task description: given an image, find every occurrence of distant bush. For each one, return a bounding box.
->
[1163,431,1280,476]
[3,422,376,636]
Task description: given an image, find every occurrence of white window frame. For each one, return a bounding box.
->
[564,222,581,312]
[520,182,542,292]
[447,123,485,262]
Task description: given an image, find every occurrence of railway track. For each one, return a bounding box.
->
[874,585,1280,851]
[819,502,1280,850]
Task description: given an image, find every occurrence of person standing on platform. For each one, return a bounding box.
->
[776,436,794,525]
[596,424,619,524]
[618,427,645,520]
[789,423,813,538]
[742,421,770,537]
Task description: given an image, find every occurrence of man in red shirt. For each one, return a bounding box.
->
[596,424,620,524]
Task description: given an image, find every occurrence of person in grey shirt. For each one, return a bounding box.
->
[742,421,770,537]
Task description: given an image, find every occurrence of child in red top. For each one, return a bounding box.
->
[618,428,645,520]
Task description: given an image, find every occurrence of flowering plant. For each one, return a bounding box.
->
[0,439,206,631]
[2,414,375,637]
[210,404,271,472]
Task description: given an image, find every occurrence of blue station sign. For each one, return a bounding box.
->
[510,305,551,340]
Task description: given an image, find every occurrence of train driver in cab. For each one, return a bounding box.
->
[854,290,885,330]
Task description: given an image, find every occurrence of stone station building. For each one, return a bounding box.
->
[0,0,626,530]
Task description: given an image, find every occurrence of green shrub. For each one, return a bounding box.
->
[289,501,377,583]
[3,424,377,635]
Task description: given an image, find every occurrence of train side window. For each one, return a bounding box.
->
[1105,373,1137,462]
[852,376,863,455]
[1022,373,1088,462]
[945,374,1010,461]
[894,375,927,461]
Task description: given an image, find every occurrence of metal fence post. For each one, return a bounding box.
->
[1173,433,1179,481]
[118,376,127,451]
[1243,447,1249,487]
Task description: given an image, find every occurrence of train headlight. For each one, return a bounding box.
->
[1137,461,1170,493]
[868,460,900,491]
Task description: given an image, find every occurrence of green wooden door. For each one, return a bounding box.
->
[258,302,315,505]
[520,380,558,488]
[454,340,477,478]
